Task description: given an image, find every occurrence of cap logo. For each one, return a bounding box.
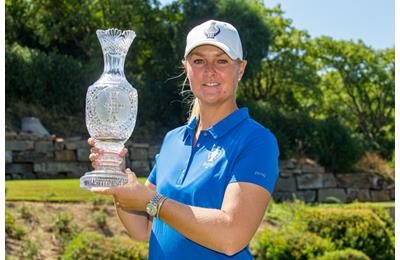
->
[204,21,220,38]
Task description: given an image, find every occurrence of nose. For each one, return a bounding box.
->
[204,63,216,76]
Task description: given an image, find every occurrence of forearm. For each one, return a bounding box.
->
[158,199,242,255]
[116,206,152,241]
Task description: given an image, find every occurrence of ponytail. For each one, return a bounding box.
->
[188,97,200,123]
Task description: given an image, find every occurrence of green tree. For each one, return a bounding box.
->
[237,5,321,114]
[315,37,394,157]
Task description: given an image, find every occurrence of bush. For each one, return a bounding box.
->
[241,99,363,171]
[62,232,148,260]
[52,212,77,245]
[5,211,26,240]
[251,228,335,259]
[5,43,88,114]
[301,208,394,260]
[316,248,371,260]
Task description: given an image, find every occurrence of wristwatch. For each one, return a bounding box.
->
[146,193,164,217]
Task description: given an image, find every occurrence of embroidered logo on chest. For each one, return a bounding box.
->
[203,146,224,168]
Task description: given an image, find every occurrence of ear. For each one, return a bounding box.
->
[182,59,187,71]
[238,60,247,79]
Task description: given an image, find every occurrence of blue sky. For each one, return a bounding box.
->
[265,0,394,50]
[159,0,394,50]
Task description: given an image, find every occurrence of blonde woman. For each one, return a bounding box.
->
[90,20,279,259]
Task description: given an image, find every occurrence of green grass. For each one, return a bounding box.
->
[5,178,147,202]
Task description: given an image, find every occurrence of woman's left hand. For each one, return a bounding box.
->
[90,168,155,211]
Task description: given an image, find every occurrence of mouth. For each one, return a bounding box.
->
[202,82,220,87]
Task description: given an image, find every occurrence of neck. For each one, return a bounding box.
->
[197,101,238,131]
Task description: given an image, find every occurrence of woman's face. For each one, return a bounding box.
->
[184,45,247,107]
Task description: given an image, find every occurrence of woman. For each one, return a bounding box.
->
[90,20,279,259]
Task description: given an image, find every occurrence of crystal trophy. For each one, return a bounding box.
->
[80,28,137,189]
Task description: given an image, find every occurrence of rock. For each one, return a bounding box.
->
[5,163,33,175]
[272,192,294,202]
[370,190,391,202]
[5,131,17,140]
[21,117,50,136]
[33,162,90,175]
[64,140,88,150]
[14,151,53,162]
[54,138,65,151]
[336,173,372,189]
[318,188,347,203]
[129,146,149,161]
[297,173,336,190]
[301,164,325,173]
[294,190,316,203]
[130,160,150,177]
[76,148,90,162]
[275,177,296,192]
[35,141,54,152]
[346,188,370,202]
[6,140,34,151]
[148,145,160,160]
[5,151,12,163]
[55,150,76,161]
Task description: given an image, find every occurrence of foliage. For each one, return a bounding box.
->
[52,212,77,245]
[315,38,395,158]
[5,0,395,163]
[354,151,394,182]
[93,209,108,230]
[62,232,148,260]
[316,248,370,260]
[301,208,394,260]
[251,227,335,260]
[5,211,26,240]
[243,99,363,171]
[5,43,88,114]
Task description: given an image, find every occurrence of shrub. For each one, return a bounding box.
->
[62,232,148,260]
[5,211,26,240]
[20,205,35,223]
[241,99,363,171]
[251,228,335,259]
[301,208,394,260]
[5,43,88,114]
[93,209,107,229]
[354,151,394,182]
[316,248,371,260]
[52,212,77,245]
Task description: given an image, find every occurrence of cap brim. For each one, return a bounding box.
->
[184,39,240,60]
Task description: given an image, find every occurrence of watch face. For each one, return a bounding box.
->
[146,204,157,216]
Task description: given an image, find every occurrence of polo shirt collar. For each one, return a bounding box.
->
[184,107,249,140]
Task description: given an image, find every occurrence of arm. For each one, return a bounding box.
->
[114,180,156,241]
[158,182,271,256]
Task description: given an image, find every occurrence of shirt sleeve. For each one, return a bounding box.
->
[229,130,279,194]
[147,154,159,186]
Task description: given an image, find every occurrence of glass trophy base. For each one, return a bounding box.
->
[80,170,128,189]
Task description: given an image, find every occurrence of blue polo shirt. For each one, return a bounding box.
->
[147,108,279,259]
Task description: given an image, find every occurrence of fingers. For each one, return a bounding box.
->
[118,148,128,158]
[88,137,95,146]
[90,187,115,195]
[125,168,138,182]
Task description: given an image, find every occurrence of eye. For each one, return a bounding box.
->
[193,59,205,64]
[217,59,228,64]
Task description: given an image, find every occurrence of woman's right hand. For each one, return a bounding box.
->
[87,137,128,169]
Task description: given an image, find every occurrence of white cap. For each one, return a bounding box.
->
[184,20,243,60]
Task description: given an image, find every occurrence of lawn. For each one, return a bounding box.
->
[5,178,147,202]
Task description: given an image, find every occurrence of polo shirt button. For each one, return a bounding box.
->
[203,133,207,137]
[196,143,200,147]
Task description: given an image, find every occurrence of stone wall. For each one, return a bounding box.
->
[275,159,395,203]
[5,133,159,180]
[5,133,394,203]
